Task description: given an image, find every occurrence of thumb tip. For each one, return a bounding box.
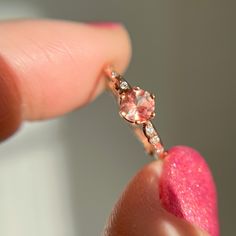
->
[160,146,219,236]
[105,146,219,236]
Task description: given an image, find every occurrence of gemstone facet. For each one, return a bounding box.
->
[119,87,155,123]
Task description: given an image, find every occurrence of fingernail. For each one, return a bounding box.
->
[87,21,121,28]
[160,146,219,236]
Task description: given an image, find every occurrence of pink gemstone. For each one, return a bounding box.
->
[119,87,155,123]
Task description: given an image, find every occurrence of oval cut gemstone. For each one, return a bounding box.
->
[119,87,155,123]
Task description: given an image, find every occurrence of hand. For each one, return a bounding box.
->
[0,19,219,236]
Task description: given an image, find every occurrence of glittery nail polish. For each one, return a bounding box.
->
[160,146,219,236]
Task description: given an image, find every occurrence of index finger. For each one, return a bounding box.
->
[0,19,131,141]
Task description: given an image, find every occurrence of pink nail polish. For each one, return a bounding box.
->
[88,22,121,28]
[160,146,219,236]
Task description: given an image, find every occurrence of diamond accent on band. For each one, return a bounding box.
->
[149,135,160,145]
[154,142,164,156]
[119,80,129,90]
[145,122,156,137]
[119,87,155,124]
[111,71,119,78]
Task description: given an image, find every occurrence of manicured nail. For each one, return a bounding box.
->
[160,146,219,236]
[87,21,121,28]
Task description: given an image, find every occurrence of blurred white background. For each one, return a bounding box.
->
[0,0,235,235]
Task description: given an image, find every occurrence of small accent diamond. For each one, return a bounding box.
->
[154,143,164,156]
[145,122,155,137]
[120,81,129,90]
[149,135,160,145]
[111,71,119,78]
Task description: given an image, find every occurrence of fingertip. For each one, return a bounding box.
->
[105,154,212,236]
[0,19,132,140]
[83,22,132,103]
[160,146,219,236]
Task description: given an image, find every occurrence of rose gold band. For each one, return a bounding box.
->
[105,66,166,159]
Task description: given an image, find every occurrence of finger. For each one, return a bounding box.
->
[105,146,219,236]
[0,19,131,141]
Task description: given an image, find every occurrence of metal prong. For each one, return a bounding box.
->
[119,111,126,118]
[134,86,140,91]
[150,112,156,119]
[120,94,126,100]
[151,93,155,99]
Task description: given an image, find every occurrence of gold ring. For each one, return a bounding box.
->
[105,66,166,159]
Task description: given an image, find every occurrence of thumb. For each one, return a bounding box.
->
[104,146,219,236]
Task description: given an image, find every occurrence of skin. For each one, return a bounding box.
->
[0,19,212,235]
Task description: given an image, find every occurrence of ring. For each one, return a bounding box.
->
[105,66,167,159]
